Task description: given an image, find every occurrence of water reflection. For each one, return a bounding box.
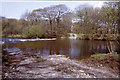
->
[2,38,119,60]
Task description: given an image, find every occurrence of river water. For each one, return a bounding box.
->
[2,37,120,60]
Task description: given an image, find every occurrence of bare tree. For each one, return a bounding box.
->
[33,4,70,37]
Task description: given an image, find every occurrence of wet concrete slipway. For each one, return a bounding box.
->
[2,38,120,78]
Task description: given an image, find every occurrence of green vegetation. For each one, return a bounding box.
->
[2,4,72,38]
[109,52,120,56]
[90,52,119,60]
[91,53,107,60]
[27,25,44,38]
[73,2,119,40]
[76,34,119,40]
[1,2,120,40]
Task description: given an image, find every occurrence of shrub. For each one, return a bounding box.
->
[26,25,43,38]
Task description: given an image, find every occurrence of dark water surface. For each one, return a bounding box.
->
[2,37,120,60]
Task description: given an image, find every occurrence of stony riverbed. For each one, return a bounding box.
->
[2,51,119,78]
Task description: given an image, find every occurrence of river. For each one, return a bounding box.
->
[2,37,120,60]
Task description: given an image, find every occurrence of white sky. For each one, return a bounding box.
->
[1,1,105,19]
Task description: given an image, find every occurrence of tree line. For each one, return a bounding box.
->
[1,2,120,39]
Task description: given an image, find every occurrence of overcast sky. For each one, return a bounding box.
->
[1,1,105,19]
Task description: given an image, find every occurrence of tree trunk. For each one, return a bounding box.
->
[49,19,53,36]
[107,41,111,53]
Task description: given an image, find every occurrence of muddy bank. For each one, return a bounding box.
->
[2,51,119,78]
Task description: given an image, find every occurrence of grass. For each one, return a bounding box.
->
[109,52,120,57]
[90,52,119,60]
[8,35,26,38]
[91,53,107,60]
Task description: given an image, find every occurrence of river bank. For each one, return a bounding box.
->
[2,33,120,41]
[2,50,119,78]
[69,33,119,41]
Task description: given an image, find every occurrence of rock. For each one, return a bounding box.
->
[20,57,35,65]
[16,67,27,72]
[9,52,16,55]
[5,73,8,76]
[2,54,119,78]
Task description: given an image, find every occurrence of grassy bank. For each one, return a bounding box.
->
[2,34,26,38]
[82,52,119,71]
[2,33,120,41]
[2,34,69,39]
[90,52,120,60]
[81,52,119,75]
[76,34,119,41]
